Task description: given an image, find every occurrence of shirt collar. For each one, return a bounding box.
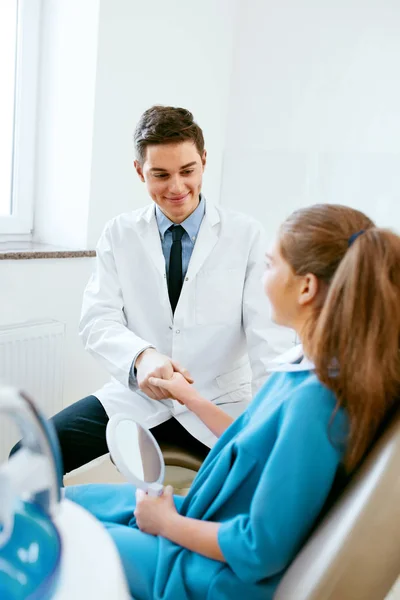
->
[156,195,205,243]
[266,344,316,373]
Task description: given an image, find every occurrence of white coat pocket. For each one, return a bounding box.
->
[216,363,252,395]
[195,268,243,325]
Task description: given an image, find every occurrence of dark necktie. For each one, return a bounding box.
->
[168,225,185,313]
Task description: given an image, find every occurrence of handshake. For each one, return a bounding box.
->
[135,348,198,406]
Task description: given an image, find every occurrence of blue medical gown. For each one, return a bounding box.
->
[65,370,347,600]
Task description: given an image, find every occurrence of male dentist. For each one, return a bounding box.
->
[45,106,282,474]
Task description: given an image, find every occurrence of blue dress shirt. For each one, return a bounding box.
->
[155,195,205,278]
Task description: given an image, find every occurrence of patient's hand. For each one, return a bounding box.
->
[135,485,177,537]
[148,372,200,407]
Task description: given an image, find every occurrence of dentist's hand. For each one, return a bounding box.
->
[135,485,177,536]
[135,349,193,400]
[148,372,200,407]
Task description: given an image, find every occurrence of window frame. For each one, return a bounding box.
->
[0,0,42,236]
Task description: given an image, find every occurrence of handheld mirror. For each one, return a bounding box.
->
[106,414,164,496]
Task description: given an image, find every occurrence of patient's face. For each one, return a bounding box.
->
[263,241,300,328]
[134,141,206,223]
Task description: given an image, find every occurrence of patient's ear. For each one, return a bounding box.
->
[298,273,319,306]
[134,160,145,182]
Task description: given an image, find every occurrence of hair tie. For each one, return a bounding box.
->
[348,229,365,247]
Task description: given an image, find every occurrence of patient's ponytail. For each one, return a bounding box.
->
[280,204,400,471]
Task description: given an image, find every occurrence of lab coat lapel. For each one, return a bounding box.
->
[185,202,220,281]
[136,204,166,278]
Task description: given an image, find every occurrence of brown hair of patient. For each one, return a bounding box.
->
[280,204,400,471]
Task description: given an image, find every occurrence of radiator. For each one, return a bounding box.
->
[0,320,65,461]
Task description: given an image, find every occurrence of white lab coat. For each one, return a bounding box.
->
[79,201,280,447]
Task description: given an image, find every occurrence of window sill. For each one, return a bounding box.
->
[0,241,95,260]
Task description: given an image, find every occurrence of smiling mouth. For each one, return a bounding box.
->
[165,193,189,203]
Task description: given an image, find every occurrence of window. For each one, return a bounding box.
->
[0,1,17,220]
[0,0,41,235]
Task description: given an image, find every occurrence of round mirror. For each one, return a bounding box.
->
[106,415,164,495]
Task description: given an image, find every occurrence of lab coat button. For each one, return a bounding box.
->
[176,329,180,334]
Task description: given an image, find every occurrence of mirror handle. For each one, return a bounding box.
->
[147,482,164,497]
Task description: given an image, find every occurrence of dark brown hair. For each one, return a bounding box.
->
[280,204,400,471]
[133,106,205,164]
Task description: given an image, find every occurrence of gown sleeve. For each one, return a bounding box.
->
[218,382,347,583]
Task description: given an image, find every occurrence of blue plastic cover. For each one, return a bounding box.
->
[0,499,61,600]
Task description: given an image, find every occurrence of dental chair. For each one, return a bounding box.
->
[161,443,204,472]
[160,442,204,495]
[275,409,400,600]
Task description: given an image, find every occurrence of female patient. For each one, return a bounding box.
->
[66,204,400,600]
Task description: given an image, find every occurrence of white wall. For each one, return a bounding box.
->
[86,0,239,246]
[34,0,240,249]
[0,258,108,408]
[221,0,400,240]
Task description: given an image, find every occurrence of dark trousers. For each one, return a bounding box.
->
[10,395,209,476]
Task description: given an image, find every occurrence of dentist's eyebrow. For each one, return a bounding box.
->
[149,161,197,173]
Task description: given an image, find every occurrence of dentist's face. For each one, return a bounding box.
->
[134,141,206,223]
